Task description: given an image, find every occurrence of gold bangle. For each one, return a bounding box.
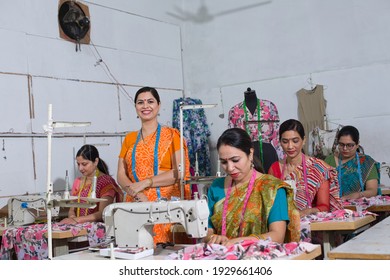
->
[250,234,266,240]
[147,178,153,188]
[72,217,78,223]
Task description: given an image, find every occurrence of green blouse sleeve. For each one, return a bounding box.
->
[324,154,336,167]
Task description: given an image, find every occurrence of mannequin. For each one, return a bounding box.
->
[244,88,258,115]
[228,88,283,160]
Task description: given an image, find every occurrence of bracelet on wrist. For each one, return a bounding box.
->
[147,178,153,188]
[250,233,266,240]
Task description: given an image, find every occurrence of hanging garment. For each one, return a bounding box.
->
[228,99,283,159]
[297,85,327,154]
[308,126,340,160]
[172,98,212,176]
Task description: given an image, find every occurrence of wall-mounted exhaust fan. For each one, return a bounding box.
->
[58,0,90,51]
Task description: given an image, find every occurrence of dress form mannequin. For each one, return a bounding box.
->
[244,88,258,115]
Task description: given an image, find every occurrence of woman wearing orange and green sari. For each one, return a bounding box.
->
[205,128,300,246]
[117,86,190,244]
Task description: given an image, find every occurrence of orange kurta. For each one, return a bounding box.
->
[119,126,191,243]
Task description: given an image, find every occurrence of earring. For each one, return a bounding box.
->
[251,161,254,169]
[136,116,139,119]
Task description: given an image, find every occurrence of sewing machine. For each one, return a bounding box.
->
[7,194,61,226]
[103,198,209,250]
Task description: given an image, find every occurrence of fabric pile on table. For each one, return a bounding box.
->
[166,239,318,260]
[342,195,390,208]
[0,222,105,260]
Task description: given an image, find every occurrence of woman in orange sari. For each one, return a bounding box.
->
[117,86,190,244]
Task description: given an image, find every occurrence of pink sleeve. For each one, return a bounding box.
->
[71,177,81,196]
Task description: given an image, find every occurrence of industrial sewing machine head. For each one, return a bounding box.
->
[103,198,209,250]
[7,194,61,226]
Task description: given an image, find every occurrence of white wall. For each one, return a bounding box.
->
[1,0,390,207]
[0,0,184,206]
[177,0,390,185]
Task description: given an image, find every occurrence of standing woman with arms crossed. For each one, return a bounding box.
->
[117,86,191,244]
[269,119,342,216]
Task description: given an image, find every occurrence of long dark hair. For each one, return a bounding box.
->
[217,128,264,173]
[76,144,109,174]
[337,125,359,144]
[134,86,161,104]
[279,119,305,140]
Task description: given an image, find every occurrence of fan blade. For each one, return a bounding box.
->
[214,1,272,17]
[166,11,189,21]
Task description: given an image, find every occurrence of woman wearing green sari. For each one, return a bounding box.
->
[325,125,379,200]
[205,128,300,246]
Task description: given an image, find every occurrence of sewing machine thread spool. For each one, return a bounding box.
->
[110,242,115,260]
[91,173,97,199]
[63,170,70,199]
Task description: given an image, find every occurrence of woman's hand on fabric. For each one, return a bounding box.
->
[299,208,318,217]
[222,237,242,247]
[207,234,229,245]
[59,217,77,225]
[222,236,259,247]
[342,193,356,200]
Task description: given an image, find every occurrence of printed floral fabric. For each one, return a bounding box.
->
[228,99,283,159]
[299,209,377,243]
[166,239,318,260]
[0,222,105,260]
[172,98,212,176]
[342,195,390,208]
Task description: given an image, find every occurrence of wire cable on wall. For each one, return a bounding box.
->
[89,40,134,103]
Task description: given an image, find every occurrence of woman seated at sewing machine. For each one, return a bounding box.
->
[204,128,300,246]
[325,125,379,200]
[60,145,123,224]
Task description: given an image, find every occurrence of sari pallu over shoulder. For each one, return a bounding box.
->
[211,175,300,243]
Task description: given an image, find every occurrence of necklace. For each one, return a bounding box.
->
[140,126,158,144]
[282,154,311,207]
[77,169,99,217]
[222,169,257,237]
